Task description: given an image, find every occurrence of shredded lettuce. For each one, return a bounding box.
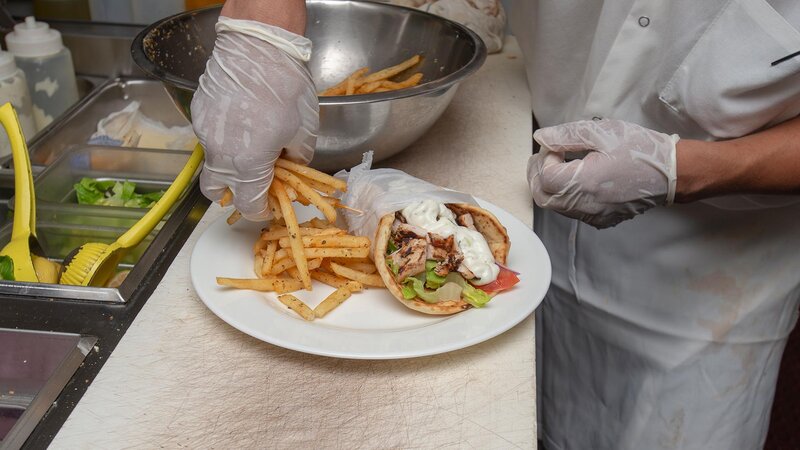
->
[402,276,440,302]
[0,255,14,280]
[401,270,492,307]
[74,177,165,208]
[424,260,446,289]
[386,257,399,275]
[386,239,398,255]
[443,272,491,307]
[401,282,417,299]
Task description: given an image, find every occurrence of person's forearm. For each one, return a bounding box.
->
[221,0,306,35]
[675,116,800,202]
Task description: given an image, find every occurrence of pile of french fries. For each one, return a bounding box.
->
[319,55,423,96]
[215,158,386,321]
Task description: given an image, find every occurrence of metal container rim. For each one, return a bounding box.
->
[130,0,488,106]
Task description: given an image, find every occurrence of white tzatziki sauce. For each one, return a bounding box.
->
[401,200,499,285]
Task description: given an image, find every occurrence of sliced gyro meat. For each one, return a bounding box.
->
[391,237,427,281]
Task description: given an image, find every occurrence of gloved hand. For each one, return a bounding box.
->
[528,119,679,228]
[191,17,319,221]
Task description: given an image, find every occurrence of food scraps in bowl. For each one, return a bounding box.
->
[319,55,424,96]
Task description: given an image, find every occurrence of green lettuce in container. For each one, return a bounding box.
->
[74,178,165,208]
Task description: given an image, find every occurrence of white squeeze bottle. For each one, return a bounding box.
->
[5,17,79,130]
[0,51,37,157]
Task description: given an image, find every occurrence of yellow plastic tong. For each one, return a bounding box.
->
[0,103,59,283]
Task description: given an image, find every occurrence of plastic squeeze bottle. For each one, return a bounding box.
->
[5,17,79,130]
[0,51,37,157]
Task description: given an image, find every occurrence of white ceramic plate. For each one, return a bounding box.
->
[190,199,551,359]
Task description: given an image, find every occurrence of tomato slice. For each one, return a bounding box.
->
[475,266,520,294]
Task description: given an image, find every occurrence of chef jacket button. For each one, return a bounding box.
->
[638,16,650,27]
[592,116,602,121]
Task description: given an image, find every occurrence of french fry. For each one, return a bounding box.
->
[260,226,344,241]
[329,262,386,288]
[217,277,304,293]
[267,194,283,220]
[314,283,360,318]
[286,258,323,280]
[277,235,371,249]
[310,270,364,290]
[308,217,332,228]
[269,257,296,276]
[304,247,370,259]
[261,241,277,276]
[254,253,264,279]
[277,294,316,321]
[275,158,347,192]
[285,186,298,202]
[320,67,369,96]
[321,56,423,97]
[220,188,233,207]
[362,55,421,84]
[328,200,364,215]
[227,210,242,225]
[328,257,374,265]
[273,248,291,262]
[356,80,382,94]
[285,266,302,281]
[293,189,311,206]
[270,178,312,290]
[274,167,337,223]
[320,196,338,205]
[294,173,338,195]
[380,72,423,90]
[340,261,378,274]
[253,237,269,255]
[346,73,358,95]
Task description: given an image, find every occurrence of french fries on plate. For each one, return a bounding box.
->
[216,158,386,321]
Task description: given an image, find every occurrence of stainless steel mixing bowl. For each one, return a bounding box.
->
[131,0,486,172]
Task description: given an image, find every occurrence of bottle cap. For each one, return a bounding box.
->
[0,51,19,80]
[5,17,64,58]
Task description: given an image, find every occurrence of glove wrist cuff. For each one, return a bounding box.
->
[216,16,312,62]
[666,134,680,205]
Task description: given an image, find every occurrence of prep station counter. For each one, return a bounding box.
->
[1,32,536,448]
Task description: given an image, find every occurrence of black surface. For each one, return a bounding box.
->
[0,185,210,449]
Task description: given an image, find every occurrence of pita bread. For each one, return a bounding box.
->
[373,203,510,315]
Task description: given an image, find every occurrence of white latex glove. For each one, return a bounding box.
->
[527,119,679,228]
[191,17,318,221]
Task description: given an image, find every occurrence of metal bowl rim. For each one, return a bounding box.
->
[130,0,488,106]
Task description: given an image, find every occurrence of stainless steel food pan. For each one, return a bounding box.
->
[11,145,197,229]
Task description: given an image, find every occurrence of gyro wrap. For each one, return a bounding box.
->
[337,153,511,315]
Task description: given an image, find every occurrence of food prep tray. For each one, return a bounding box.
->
[0,174,206,303]
[10,145,197,229]
[5,77,191,170]
[0,222,155,269]
[0,73,207,304]
[0,220,156,302]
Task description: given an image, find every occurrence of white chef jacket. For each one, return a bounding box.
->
[507,1,800,449]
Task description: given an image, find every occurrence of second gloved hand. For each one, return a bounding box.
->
[528,119,679,228]
[191,17,319,221]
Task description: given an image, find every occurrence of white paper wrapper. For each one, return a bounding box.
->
[337,152,478,244]
[89,101,197,150]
